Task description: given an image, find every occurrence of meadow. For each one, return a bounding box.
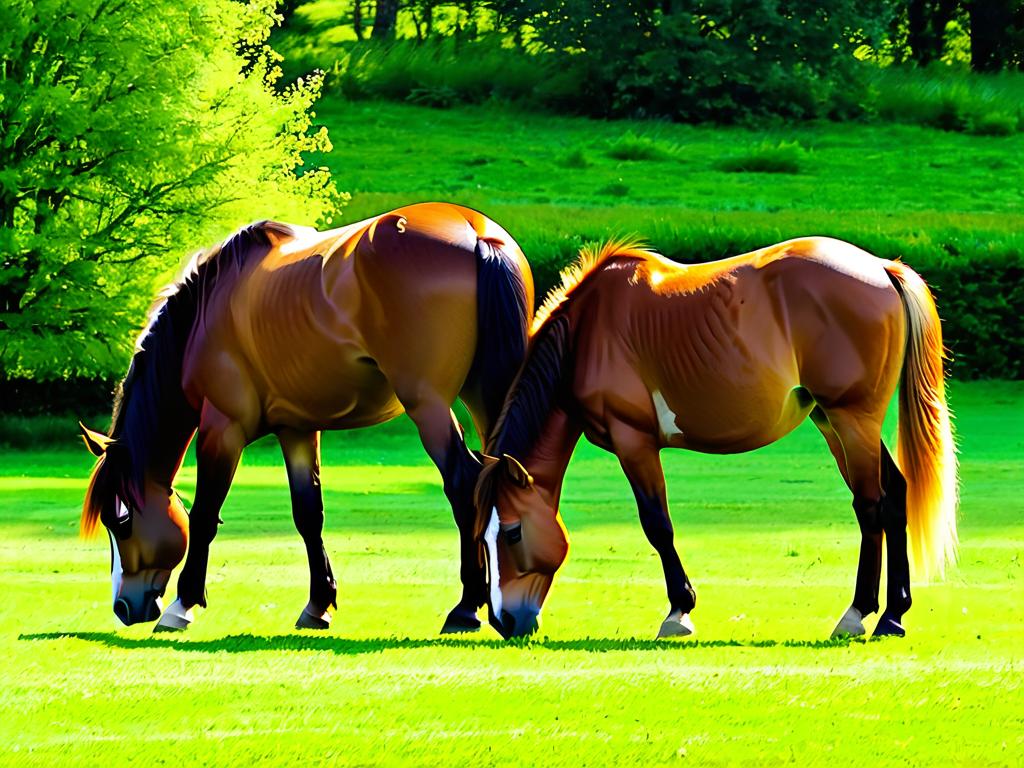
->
[315,99,1024,286]
[0,381,1021,766]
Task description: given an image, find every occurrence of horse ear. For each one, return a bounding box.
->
[261,221,292,249]
[502,454,534,488]
[480,453,499,467]
[79,422,114,457]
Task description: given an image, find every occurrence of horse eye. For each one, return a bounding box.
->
[116,499,130,521]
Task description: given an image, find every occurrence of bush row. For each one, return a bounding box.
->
[299,39,1024,136]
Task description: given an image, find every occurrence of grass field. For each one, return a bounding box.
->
[1,381,1021,766]
[314,99,1024,287]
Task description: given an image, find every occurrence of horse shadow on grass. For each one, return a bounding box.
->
[19,632,858,655]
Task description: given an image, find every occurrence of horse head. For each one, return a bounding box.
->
[80,422,189,625]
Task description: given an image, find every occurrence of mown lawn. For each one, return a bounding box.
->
[314,99,1024,286]
[0,381,1021,766]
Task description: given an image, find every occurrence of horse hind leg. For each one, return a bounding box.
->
[812,406,885,640]
[399,394,486,634]
[874,443,912,637]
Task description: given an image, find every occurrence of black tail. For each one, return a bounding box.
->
[466,238,533,447]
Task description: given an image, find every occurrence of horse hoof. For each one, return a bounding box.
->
[154,598,193,632]
[295,605,332,630]
[657,612,695,639]
[830,606,866,639]
[873,614,906,638]
[440,607,481,635]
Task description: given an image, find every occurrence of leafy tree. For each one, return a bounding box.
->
[0,0,344,381]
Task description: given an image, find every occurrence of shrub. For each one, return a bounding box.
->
[606,132,677,161]
[968,112,1020,136]
[557,148,592,169]
[0,0,344,381]
[716,141,807,174]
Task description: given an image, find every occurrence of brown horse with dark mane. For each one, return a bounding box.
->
[474,237,957,640]
[80,202,533,632]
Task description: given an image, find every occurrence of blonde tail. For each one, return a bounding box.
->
[885,261,959,581]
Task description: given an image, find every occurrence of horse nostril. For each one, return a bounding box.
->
[113,598,131,626]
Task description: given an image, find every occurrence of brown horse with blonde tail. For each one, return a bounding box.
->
[80,202,533,633]
[474,237,957,640]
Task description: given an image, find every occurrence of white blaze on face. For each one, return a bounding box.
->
[484,507,503,619]
[108,529,123,602]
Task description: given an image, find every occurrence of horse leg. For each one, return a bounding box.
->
[155,404,244,631]
[613,425,697,639]
[816,407,885,639]
[875,443,912,637]
[279,429,338,630]
[401,397,485,634]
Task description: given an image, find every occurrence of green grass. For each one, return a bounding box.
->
[311,99,1024,281]
[1,381,1022,765]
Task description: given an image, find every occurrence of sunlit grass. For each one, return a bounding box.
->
[1,382,1021,765]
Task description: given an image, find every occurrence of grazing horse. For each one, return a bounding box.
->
[474,237,957,640]
[79,202,533,633]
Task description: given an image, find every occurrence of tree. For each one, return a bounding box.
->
[969,0,1016,71]
[0,0,345,381]
[373,0,400,37]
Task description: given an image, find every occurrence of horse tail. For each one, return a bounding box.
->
[468,238,534,449]
[884,260,959,581]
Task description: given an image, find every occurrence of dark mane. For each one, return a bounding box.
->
[474,314,571,540]
[82,221,287,536]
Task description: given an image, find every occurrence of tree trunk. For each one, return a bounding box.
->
[969,0,1013,71]
[907,0,960,65]
[373,0,399,39]
[353,0,364,40]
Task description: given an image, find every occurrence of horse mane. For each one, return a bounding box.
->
[473,314,571,540]
[531,237,653,334]
[81,221,292,537]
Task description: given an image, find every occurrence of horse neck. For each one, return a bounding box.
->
[119,390,198,497]
[524,405,582,511]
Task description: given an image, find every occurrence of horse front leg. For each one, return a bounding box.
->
[279,428,338,630]
[402,399,485,634]
[155,405,244,632]
[614,424,697,639]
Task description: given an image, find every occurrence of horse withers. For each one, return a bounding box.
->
[80,202,533,632]
[474,237,957,640]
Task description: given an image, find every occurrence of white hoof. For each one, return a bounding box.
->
[154,598,194,632]
[658,611,696,639]
[831,606,866,639]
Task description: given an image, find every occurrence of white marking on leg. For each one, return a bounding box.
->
[831,605,866,638]
[652,389,683,440]
[484,508,503,620]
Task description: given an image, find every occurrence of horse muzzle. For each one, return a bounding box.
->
[112,569,170,626]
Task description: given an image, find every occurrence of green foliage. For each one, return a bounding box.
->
[556,147,591,169]
[605,131,677,162]
[870,66,1024,134]
[502,0,894,122]
[329,38,562,106]
[968,111,1020,136]
[0,0,345,381]
[716,140,807,174]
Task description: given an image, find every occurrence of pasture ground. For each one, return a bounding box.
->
[316,100,1024,280]
[0,381,1021,766]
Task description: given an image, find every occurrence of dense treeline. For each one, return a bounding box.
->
[279,0,1024,124]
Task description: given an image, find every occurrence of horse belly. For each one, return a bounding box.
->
[260,345,404,430]
[655,375,811,454]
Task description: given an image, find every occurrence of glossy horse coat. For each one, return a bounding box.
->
[475,237,957,639]
[81,202,533,631]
